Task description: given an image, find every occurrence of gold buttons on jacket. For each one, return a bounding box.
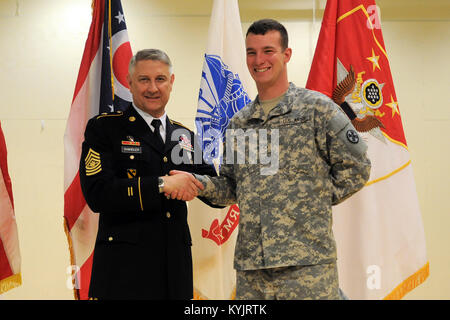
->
[163,156,168,163]
[166,212,171,218]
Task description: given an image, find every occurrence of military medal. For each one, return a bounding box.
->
[122,136,140,146]
[122,140,141,146]
[121,136,142,153]
[178,134,194,152]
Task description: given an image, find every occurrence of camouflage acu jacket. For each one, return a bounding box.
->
[196,83,371,270]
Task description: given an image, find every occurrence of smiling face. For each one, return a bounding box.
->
[127,59,174,118]
[245,30,292,99]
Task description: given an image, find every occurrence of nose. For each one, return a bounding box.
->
[254,51,265,66]
[147,80,158,94]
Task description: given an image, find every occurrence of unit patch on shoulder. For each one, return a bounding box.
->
[85,148,102,176]
[346,129,360,144]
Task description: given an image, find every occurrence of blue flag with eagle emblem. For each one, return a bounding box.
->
[196,54,251,165]
[189,0,256,300]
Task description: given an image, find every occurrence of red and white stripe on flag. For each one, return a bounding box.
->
[306,0,428,299]
[64,0,132,300]
[0,121,22,294]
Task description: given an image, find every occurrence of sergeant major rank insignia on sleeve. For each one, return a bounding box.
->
[85,148,102,176]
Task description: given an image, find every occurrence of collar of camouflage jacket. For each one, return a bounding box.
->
[247,82,296,123]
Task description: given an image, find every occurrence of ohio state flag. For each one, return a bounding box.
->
[306,0,428,299]
[64,0,132,300]
[189,0,255,299]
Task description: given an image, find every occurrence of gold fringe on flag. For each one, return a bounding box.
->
[0,273,22,295]
[193,289,207,300]
[384,262,430,300]
[193,286,236,300]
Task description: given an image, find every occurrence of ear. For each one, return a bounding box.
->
[284,47,292,63]
[169,73,175,91]
[126,73,132,87]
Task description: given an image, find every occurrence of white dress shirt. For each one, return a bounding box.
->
[132,103,167,143]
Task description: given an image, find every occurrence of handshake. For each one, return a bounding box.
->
[161,170,205,201]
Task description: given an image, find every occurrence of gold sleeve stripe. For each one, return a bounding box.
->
[138,177,143,211]
[86,167,102,176]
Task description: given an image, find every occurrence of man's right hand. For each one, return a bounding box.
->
[161,172,204,201]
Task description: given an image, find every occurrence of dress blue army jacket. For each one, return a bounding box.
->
[79,104,217,299]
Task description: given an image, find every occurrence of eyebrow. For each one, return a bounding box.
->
[137,74,167,79]
[246,45,276,52]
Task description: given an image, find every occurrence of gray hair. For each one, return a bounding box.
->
[128,49,173,75]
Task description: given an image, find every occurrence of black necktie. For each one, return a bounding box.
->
[151,119,164,149]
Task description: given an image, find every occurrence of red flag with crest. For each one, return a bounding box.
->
[306,0,428,299]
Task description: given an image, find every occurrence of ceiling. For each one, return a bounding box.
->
[139,0,450,21]
[1,0,448,21]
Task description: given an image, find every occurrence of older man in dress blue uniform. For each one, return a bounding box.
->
[79,49,216,299]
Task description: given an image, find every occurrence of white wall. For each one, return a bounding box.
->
[0,0,448,299]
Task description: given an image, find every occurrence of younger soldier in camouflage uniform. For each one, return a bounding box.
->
[173,19,371,299]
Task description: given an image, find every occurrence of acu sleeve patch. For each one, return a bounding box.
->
[328,110,368,157]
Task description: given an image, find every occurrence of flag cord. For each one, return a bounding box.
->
[15,0,20,16]
[108,0,115,104]
[309,0,317,64]
[312,0,316,26]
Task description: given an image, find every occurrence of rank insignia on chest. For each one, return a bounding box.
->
[85,148,102,176]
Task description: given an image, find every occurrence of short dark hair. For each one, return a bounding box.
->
[246,19,289,50]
